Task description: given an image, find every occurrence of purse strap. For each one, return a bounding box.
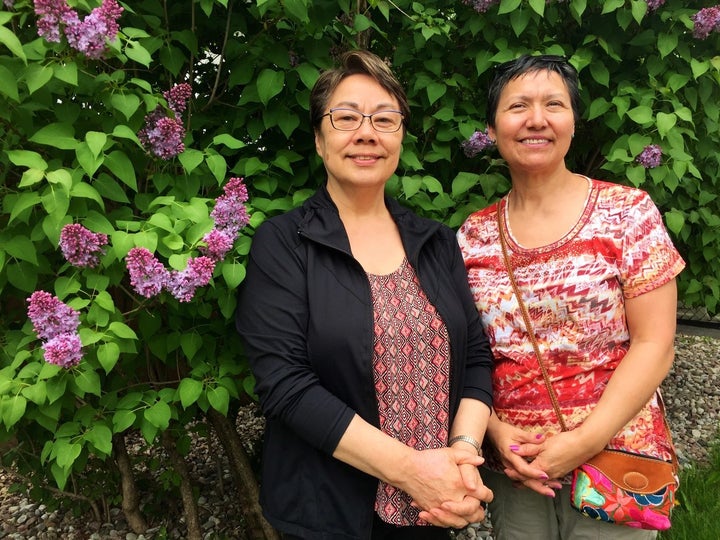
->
[496,201,679,472]
[496,201,568,432]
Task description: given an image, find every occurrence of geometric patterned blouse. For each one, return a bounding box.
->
[368,257,450,524]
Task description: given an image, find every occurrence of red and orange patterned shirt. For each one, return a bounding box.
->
[457,179,685,465]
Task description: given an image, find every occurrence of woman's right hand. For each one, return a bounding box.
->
[487,417,562,496]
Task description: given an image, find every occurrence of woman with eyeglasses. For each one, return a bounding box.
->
[236,49,494,539]
[457,55,684,539]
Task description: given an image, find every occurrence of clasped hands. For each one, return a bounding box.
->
[399,446,493,529]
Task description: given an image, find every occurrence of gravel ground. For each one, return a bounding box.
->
[1,331,718,540]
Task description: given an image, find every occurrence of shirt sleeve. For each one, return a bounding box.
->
[235,220,356,455]
[620,190,685,298]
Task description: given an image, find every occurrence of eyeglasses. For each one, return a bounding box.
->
[322,108,404,133]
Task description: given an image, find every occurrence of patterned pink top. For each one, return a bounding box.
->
[457,179,685,466]
[368,258,450,525]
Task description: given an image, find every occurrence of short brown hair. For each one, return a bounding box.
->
[309,50,409,133]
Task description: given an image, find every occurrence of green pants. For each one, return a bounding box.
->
[482,468,659,540]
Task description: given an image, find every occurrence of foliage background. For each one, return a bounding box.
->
[1,0,719,533]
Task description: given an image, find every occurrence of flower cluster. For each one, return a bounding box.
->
[34,0,123,59]
[461,130,494,158]
[59,223,108,267]
[462,0,499,13]
[636,144,662,168]
[645,0,665,11]
[138,83,192,159]
[692,6,720,39]
[27,291,83,368]
[3,0,15,8]
[125,177,250,302]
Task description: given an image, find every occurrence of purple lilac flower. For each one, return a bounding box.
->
[692,7,720,39]
[27,291,80,341]
[34,0,75,43]
[462,0,500,13]
[126,247,170,298]
[43,333,83,368]
[59,223,108,268]
[645,0,665,11]
[166,257,216,302]
[63,0,123,59]
[163,83,192,115]
[138,112,186,159]
[199,229,235,262]
[4,0,15,9]
[210,177,250,236]
[461,130,494,158]
[636,144,663,168]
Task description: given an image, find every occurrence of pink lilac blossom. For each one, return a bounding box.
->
[63,0,123,59]
[166,257,216,302]
[34,0,122,57]
[4,0,15,8]
[27,291,80,341]
[692,6,720,39]
[462,0,499,13]
[138,113,186,159]
[59,223,108,267]
[645,0,665,11]
[199,229,235,262]
[636,144,663,168]
[461,130,494,157]
[34,0,75,43]
[42,333,83,368]
[210,177,250,236]
[126,247,170,298]
[163,83,192,115]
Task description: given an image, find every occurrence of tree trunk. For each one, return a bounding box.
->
[113,434,148,534]
[161,430,203,540]
[206,408,280,540]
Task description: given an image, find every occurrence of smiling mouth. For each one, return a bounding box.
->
[521,138,550,144]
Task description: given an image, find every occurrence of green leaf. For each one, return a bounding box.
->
[144,400,172,429]
[0,25,27,62]
[283,0,310,23]
[205,154,227,183]
[178,378,204,409]
[207,386,229,416]
[74,369,101,397]
[498,0,522,15]
[108,322,138,340]
[656,112,677,138]
[9,192,41,223]
[213,134,245,149]
[0,65,19,102]
[665,210,685,235]
[2,395,27,429]
[125,40,153,66]
[626,105,653,125]
[24,64,54,94]
[7,150,48,170]
[85,131,108,158]
[4,235,38,264]
[97,342,120,374]
[104,151,138,191]
[180,332,203,361]
[221,261,246,289]
[178,148,204,174]
[84,424,113,455]
[53,61,78,85]
[113,410,136,433]
[109,93,141,121]
[256,69,285,106]
[426,82,446,105]
[29,123,79,150]
[54,440,82,469]
[296,63,320,90]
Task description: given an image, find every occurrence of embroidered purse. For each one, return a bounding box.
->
[496,202,679,530]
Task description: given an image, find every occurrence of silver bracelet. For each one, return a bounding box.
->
[448,435,483,456]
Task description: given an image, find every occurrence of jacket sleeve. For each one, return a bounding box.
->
[235,219,356,454]
[448,228,494,408]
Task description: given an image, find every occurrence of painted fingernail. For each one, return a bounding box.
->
[509,444,520,451]
[540,473,549,480]
[536,433,543,439]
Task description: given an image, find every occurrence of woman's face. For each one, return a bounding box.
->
[315,74,404,191]
[488,70,575,175]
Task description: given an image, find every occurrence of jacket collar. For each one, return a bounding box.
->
[297,183,441,264]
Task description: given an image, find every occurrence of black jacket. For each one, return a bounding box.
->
[236,185,493,539]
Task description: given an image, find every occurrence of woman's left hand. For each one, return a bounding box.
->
[415,450,493,528]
